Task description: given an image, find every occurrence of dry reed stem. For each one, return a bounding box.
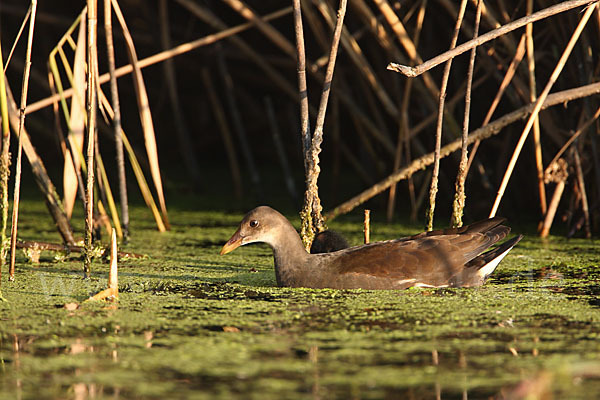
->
[426,0,467,231]
[47,63,87,217]
[301,0,347,249]
[94,148,122,238]
[526,0,547,217]
[63,19,86,219]
[104,0,128,239]
[5,85,76,249]
[301,1,399,151]
[27,5,293,114]
[441,0,516,56]
[406,72,489,142]
[97,90,166,231]
[111,0,169,230]
[0,41,11,277]
[386,0,427,222]
[315,0,398,117]
[8,0,37,281]
[3,7,32,73]
[84,0,98,278]
[465,34,527,176]
[109,228,118,295]
[292,0,311,173]
[489,3,597,218]
[374,0,439,99]
[388,0,596,77]
[351,0,440,128]
[201,69,243,201]
[0,42,8,289]
[325,81,600,221]
[451,0,482,228]
[363,210,370,244]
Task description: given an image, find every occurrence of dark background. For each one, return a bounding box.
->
[1,0,598,231]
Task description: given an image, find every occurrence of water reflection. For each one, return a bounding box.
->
[13,334,22,400]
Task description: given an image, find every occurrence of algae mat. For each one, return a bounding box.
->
[1,200,599,399]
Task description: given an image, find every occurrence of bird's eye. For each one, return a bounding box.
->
[249,220,259,228]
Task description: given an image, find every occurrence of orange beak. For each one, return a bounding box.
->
[220,228,243,255]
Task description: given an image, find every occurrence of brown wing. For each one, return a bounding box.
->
[330,224,509,286]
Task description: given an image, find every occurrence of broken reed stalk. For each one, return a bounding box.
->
[426,0,467,232]
[324,81,600,221]
[9,0,37,281]
[84,0,98,278]
[387,0,595,77]
[540,159,568,238]
[451,0,481,228]
[489,3,597,218]
[526,0,547,217]
[292,0,311,172]
[104,0,129,240]
[363,209,370,244]
[109,228,118,293]
[300,0,347,250]
[465,34,526,176]
[87,228,119,301]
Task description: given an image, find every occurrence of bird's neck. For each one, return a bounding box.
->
[270,222,311,286]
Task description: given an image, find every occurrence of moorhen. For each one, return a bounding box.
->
[221,206,523,290]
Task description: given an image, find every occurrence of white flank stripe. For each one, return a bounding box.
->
[414,283,448,288]
[477,245,515,280]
